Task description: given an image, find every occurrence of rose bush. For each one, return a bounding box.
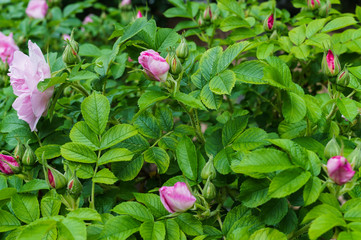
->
[1,0,361,239]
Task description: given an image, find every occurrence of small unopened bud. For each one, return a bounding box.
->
[308,0,321,10]
[47,166,67,189]
[62,30,80,66]
[22,143,36,166]
[198,17,204,26]
[319,0,331,17]
[0,154,20,175]
[336,67,350,90]
[201,157,216,180]
[322,49,341,77]
[263,14,275,32]
[203,7,212,21]
[203,179,216,200]
[136,10,143,18]
[324,136,341,159]
[349,144,361,170]
[13,140,25,161]
[166,52,182,75]
[176,37,189,59]
[67,172,82,198]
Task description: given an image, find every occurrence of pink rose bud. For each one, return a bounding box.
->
[0,154,20,175]
[263,14,275,31]
[26,0,48,19]
[121,0,131,6]
[0,32,19,65]
[203,7,212,21]
[322,49,341,77]
[136,10,143,18]
[138,49,169,82]
[47,166,67,189]
[308,0,321,10]
[63,34,71,41]
[8,40,54,132]
[159,182,196,213]
[83,15,94,25]
[327,156,355,185]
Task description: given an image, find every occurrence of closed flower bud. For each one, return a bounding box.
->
[22,143,36,166]
[176,37,189,59]
[0,154,20,174]
[308,0,321,10]
[327,156,355,185]
[138,50,169,82]
[336,67,350,87]
[201,157,216,180]
[13,140,25,161]
[319,0,331,17]
[67,172,82,198]
[136,10,143,19]
[159,182,196,213]
[170,54,182,75]
[322,49,341,77]
[349,145,361,170]
[62,31,80,66]
[324,136,341,159]
[47,166,67,189]
[203,6,212,21]
[198,16,204,26]
[264,14,275,31]
[203,179,216,200]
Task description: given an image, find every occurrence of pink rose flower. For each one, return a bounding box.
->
[63,34,71,41]
[327,156,355,185]
[26,0,48,19]
[8,40,54,132]
[138,50,169,82]
[0,154,20,175]
[121,0,131,6]
[159,182,196,213]
[136,10,143,19]
[0,32,19,65]
[83,15,94,25]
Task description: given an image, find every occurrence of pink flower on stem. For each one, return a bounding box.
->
[138,50,169,82]
[83,15,94,25]
[0,154,19,175]
[121,0,131,6]
[0,32,19,65]
[327,156,355,185]
[159,182,196,213]
[8,40,54,132]
[136,10,143,19]
[63,34,71,41]
[26,0,48,19]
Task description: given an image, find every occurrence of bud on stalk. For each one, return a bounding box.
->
[201,157,216,180]
[322,49,341,77]
[349,144,361,170]
[67,171,83,198]
[336,66,350,91]
[22,142,36,166]
[203,178,216,200]
[62,30,80,66]
[263,14,275,32]
[319,0,331,17]
[13,140,25,161]
[136,10,143,19]
[0,154,20,175]
[324,136,341,159]
[176,37,189,59]
[166,52,182,75]
[203,6,212,21]
[47,166,67,189]
[308,0,321,10]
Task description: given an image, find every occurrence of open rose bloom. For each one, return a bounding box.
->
[159,182,196,213]
[0,32,19,65]
[26,0,48,19]
[138,50,169,82]
[8,40,54,132]
[327,156,355,185]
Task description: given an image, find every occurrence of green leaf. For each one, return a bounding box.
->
[100,124,138,150]
[250,228,287,240]
[69,70,98,82]
[140,221,166,240]
[98,148,133,165]
[222,116,248,146]
[0,210,21,232]
[222,205,251,235]
[99,215,141,240]
[165,219,180,240]
[220,16,250,31]
[38,73,67,92]
[0,188,17,201]
[93,168,118,184]
[156,107,174,132]
[302,204,342,224]
[79,43,102,57]
[337,98,358,121]
[214,147,233,175]
[0,113,28,133]
[164,7,192,19]
[117,17,148,44]
[69,122,100,150]
[175,213,203,236]
[232,127,268,152]
[176,136,198,181]
[16,218,57,239]
[232,149,293,173]
[81,92,110,135]
[200,84,222,110]
[304,95,322,123]
[268,168,311,198]
[112,156,144,181]
[239,178,271,208]
[289,25,306,45]
[19,179,49,193]
[174,92,207,110]
[306,19,327,38]
[134,111,161,139]
[67,208,102,221]
[303,177,322,206]
[35,145,61,161]
[278,120,307,139]
[217,41,250,72]
[200,47,223,81]
[155,28,180,54]
[322,17,357,33]
[41,196,61,217]
[209,70,236,95]
[138,91,169,111]
[11,193,40,224]
[134,193,169,218]
[57,217,87,240]
[260,199,289,225]
[233,61,267,84]
[61,142,97,163]
[263,57,297,92]
[344,206,361,221]
[113,202,154,222]
[309,214,346,240]
[144,147,170,174]
[282,92,307,123]
[256,43,274,59]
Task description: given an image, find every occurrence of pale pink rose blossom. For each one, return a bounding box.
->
[159,182,196,213]
[8,40,54,132]
[136,11,143,18]
[0,154,19,175]
[327,156,355,185]
[63,34,71,41]
[0,32,19,64]
[121,0,131,6]
[26,0,48,19]
[138,50,169,82]
[83,15,94,25]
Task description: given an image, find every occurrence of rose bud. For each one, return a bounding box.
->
[13,140,25,161]
[159,182,196,213]
[327,156,355,185]
[263,14,275,32]
[138,50,170,82]
[62,30,80,66]
[26,0,48,19]
[336,67,350,91]
[324,136,341,160]
[136,10,143,19]
[176,37,189,60]
[308,0,321,10]
[0,154,20,175]
[67,173,83,199]
[47,166,67,189]
[349,145,361,170]
[166,52,182,75]
[22,143,37,166]
[198,16,204,26]
[203,6,212,21]
[319,0,331,17]
[322,49,341,77]
[203,179,216,200]
[201,157,216,180]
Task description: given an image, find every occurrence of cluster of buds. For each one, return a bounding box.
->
[62,30,80,66]
[201,156,217,200]
[198,6,213,26]
[166,50,182,76]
